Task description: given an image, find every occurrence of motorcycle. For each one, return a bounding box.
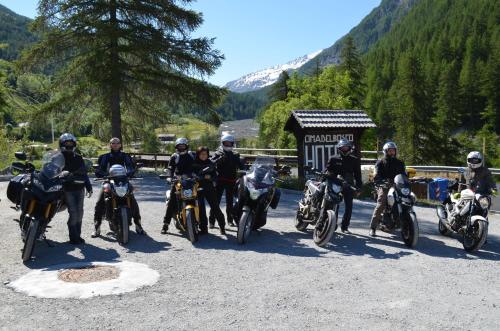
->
[295,167,355,247]
[160,167,213,243]
[95,164,141,245]
[7,151,78,261]
[436,169,491,252]
[377,175,419,248]
[234,156,283,244]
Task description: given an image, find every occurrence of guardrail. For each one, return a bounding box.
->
[407,165,500,175]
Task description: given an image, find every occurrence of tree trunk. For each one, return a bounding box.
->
[109,0,121,141]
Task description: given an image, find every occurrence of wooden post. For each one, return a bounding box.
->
[154,153,158,172]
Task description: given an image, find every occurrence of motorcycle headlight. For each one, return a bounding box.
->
[478,196,490,209]
[183,189,193,198]
[47,184,62,192]
[115,184,129,197]
[249,187,267,200]
[330,183,341,194]
[401,187,411,196]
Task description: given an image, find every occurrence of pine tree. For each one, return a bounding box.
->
[339,36,365,108]
[267,71,289,103]
[391,53,434,164]
[20,0,224,141]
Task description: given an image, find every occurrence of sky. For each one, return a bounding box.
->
[0,0,380,86]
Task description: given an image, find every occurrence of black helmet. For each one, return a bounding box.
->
[59,133,77,153]
[337,138,352,156]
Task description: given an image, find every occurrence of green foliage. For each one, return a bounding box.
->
[77,136,104,158]
[142,127,160,154]
[0,5,37,61]
[268,71,290,103]
[214,90,268,120]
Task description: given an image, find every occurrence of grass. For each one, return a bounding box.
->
[156,117,218,140]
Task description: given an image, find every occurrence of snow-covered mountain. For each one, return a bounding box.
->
[224,49,322,93]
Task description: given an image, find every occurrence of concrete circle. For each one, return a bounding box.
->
[8,261,160,299]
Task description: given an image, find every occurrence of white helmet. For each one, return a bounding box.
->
[467,151,483,169]
[175,137,189,155]
[383,141,397,158]
[221,134,235,152]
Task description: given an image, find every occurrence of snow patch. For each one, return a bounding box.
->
[8,261,160,299]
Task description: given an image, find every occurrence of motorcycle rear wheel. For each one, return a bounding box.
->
[22,218,39,262]
[313,208,337,247]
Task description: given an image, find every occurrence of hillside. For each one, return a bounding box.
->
[0,4,36,60]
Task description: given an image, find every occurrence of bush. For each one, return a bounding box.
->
[77,136,103,158]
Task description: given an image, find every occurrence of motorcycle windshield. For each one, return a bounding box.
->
[247,156,276,187]
[40,151,65,179]
[394,174,410,190]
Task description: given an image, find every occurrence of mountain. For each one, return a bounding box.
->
[0,4,36,61]
[224,50,322,93]
[298,0,418,75]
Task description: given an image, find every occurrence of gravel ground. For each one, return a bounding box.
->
[0,177,499,330]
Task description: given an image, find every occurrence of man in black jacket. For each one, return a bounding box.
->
[59,133,93,245]
[369,141,406,236]
[209,134,244,227]
[92,137,144,237]
[161,138,196,234]
[324,139,362,234]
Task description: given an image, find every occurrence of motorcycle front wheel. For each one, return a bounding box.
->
[463,219,487,252]
[237,210,253,245]
[186,208,198,243]
[401,212,419,248]
[118,207,129,245]
[22,218,39,262]
[313,208,337,247]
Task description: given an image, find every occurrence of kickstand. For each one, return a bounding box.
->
[44,238,54,247]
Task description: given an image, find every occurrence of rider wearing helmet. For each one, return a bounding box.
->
[161,138,196,234]
[59,133,93,245]
[322,138,362,234]
[369,141,406,237]
[209,134,244,228]
[462,151,496,194]
[92,137,144,237]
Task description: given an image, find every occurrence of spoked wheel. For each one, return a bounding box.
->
[22,218,39,262]
[313,207,337,247]
[463,219,487,252]
[186,208,198,244]
[295,209,308,232]
[237,210,253,245]
[401,212,419,248]
[118,207,129,244]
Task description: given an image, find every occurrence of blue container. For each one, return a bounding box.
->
[429,178,449,202]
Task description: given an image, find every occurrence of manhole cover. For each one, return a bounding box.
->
[58,265,120,283]
[8,261,160,299]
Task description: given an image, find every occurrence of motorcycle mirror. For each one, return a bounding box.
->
[458,167,465,174]
[14,152,27,161]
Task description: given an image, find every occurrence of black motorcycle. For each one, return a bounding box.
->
[7,151,77,261]
[234,157,284,244]
[436,170,491,252]
[95,164,140,244]
[295,167,355,247]
[377,175,419,248]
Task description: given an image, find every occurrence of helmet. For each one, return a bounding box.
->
[59,133,77,153]
[175,137,189,155]
[383,141,397,158]
[109,164,127,177]
[221,134,235,152]
[337,138,352,156]
[467,151,483,169]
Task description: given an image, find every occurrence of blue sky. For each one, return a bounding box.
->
[0,0,380,86]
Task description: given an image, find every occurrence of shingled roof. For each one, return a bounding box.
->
[285,109,376,130]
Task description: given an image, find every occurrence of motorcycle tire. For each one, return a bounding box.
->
[401,212,419,248]
[463,219,487,252]
[118,207,129,245]
[313,208,337,247]
[438,218,449,235]
[186,208,198,243]
[295,209,308,232]
[237,210,253,245]
[22,218,39,262]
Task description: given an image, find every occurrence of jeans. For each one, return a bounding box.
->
[64,189,85,241]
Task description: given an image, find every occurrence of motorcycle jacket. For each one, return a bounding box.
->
[62,152,92,192]
[211,146,244,182]
[462,166,496,195]
[169,151,195,176]
[325,154,362,189]
[373,157,406,185]
[95,150,135,178]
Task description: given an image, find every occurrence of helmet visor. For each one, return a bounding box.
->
[467,158,482,164]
